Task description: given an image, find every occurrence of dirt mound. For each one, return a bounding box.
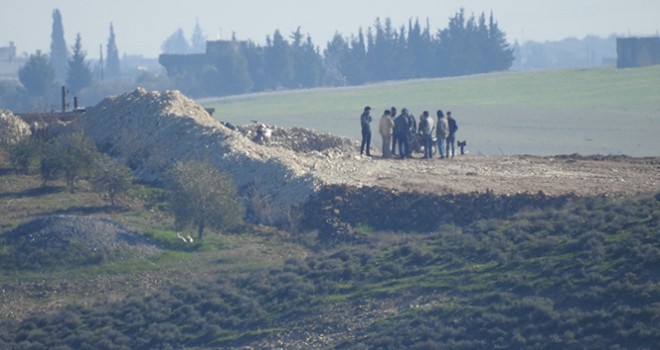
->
[71,88,322,225]
[234,123,355,154]
[0,109,31,145]
[0,215,160,270]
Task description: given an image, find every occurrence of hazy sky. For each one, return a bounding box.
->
[2,0,659,59]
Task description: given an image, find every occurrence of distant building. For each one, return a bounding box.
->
[616,37,660,68]
[0,41,16,61]
[158,40,243,77]
[0,41,25,81]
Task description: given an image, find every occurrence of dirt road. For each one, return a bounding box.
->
[300,153,660,197]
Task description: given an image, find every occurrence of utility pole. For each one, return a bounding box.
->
[61,86,68,112]
[99,44,104,81]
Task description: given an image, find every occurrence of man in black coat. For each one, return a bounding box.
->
[447,111,458,158]
[360,106,373,157]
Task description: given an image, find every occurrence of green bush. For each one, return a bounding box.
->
[7,137,43,173]
[90,154,134,206]
[40,132,99,192]
[165,160,245,240]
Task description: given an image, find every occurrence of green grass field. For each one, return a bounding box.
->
[200,66,660,156]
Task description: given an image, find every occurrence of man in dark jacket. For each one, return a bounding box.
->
[393,108,410,159]
[360,106,373,156]
[390,106,398,156]
[447,111,458,158]
[405,110,417,158]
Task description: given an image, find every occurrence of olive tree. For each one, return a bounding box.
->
[165,160,244,240]
[40,132,99,192]
[8,138,43,174]
[91,154,133,206]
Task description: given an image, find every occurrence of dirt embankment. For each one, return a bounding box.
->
[65,88,659,232]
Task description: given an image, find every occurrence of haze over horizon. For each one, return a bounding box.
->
[2,0,659,59]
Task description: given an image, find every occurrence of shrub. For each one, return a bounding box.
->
[165,160,245,240]
[91,154,134,206]
[40,132,99,192]
[8,137,43,173]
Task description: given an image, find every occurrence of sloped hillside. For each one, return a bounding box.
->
[1,84,659,348]
[0,193,657,349]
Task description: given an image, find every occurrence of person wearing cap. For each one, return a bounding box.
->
[360,106,373,157]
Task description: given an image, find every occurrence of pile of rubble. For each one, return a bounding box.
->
[0,215,161,270]
[0,109,31,145]
[234,123,356,154]
[70,88,326,225]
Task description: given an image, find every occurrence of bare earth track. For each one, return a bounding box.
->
[304,153,660,198]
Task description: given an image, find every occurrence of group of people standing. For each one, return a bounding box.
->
[360,106,458,159]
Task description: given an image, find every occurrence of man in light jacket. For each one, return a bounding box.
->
[379,109,394,158]
[436,110,449,159]
[420,110,435,159]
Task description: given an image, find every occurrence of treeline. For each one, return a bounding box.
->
[1,9,513,111]
[174,9,514,97]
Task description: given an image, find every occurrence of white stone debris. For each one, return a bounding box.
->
[70,88,346,224]
[0,109,31,145]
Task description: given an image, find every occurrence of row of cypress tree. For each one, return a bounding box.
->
[185,9,514,97]
[49,9,120,90]
[24,8,514,101]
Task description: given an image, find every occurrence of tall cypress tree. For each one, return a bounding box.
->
[161,28,190,54]
[66,33,92,96]
[19,51,56,98]
[191,19,206,53]
[297,35,323,88]
[265,30,293,89]
[106,23,121,79]
[323,33,351,85]
[347,29,368,85]
[367,18,398,81]
[50,9,68,84]
[485,12,514,72]
[435,9,514,76]
[288,28,323,88]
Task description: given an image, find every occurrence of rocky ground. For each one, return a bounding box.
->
[297,152,660,198]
